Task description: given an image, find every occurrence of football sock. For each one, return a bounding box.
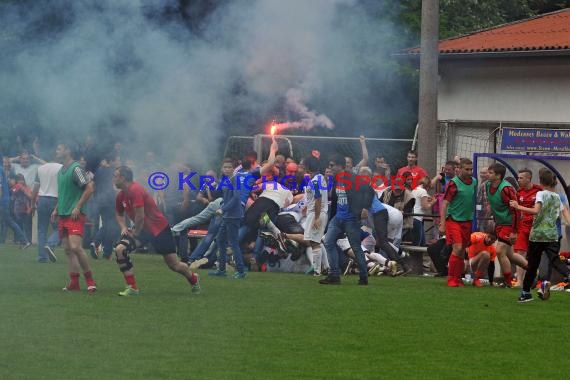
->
[305,247,313,264]
[320,243,330,270]
[455,256,466,286]
[503,271,513,285]
[448,254,464,284]
[83,271,95,287]
[124,274,138,290]
[312,248,322,274]
[69,272,80,288]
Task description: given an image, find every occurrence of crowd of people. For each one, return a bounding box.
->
[1,132,569,302]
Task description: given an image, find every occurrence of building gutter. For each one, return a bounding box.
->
[395,49,570,61]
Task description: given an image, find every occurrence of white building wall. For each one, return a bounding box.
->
[435,55,570,255]
[438,57,570,123]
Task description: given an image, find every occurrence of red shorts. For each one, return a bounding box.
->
[58,215,86,239]
[445,219,472,248]
[495,225,513,245]
[513,226,531,253]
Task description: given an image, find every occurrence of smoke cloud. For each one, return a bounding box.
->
[0,0,414,167]
[274,88,335,132]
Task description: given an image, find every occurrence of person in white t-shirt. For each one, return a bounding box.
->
[410,176,436,246]
[11,151,45,190]
[31,162,63,262]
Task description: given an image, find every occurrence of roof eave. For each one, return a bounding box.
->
[395,49,570,60]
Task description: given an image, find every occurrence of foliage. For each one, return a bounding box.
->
[397,0,570,42]
[389,0,570,141]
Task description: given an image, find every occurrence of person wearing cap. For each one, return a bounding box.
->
[381,172,415,238]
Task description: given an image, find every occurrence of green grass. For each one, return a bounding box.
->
[1,244,568,380]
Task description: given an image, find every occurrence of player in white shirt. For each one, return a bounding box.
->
[298,156,328,275]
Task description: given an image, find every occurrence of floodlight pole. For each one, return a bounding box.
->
[417,0,439,176]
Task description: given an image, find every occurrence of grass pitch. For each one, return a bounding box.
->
[1,244,568,380]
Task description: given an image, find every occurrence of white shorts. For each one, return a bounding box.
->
[385,204,403,240]
[303,212,327,243]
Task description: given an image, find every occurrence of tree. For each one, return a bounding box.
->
[398,0,570,42]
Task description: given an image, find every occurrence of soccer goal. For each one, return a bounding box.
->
[224,134,414,170]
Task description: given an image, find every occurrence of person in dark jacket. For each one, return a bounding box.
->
[320,154,375,285]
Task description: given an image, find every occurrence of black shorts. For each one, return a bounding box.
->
[276,214,304,234]
[139,227,177,255]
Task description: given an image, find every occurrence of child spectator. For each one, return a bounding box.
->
[11,174,33,243]
[510,168,570,302]
[0,160,31,249]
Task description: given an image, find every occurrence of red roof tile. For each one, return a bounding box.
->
[408,8,570,54]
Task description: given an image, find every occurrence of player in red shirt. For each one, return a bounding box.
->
[512,169,541,287]
[467,232,497,287]
[113,166,200,296]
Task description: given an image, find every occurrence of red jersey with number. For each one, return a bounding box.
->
[116,181,168,237]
